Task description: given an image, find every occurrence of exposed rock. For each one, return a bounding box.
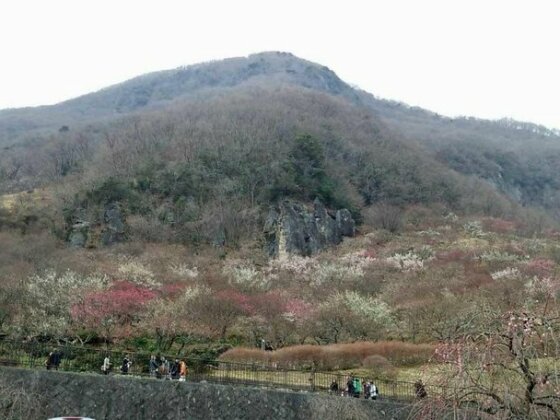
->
[263,207,281,256]
[265,199,355,257]
[336,208,355,237]
[68,230,87,247]
[67,202,127,248]
[68,221,90,247]
[101,203,126,245]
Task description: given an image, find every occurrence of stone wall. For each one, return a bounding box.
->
[0,367,419,420]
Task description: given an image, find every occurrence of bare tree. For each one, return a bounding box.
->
[435,307,560,418]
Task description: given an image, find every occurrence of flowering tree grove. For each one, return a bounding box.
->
[71,281,157,342]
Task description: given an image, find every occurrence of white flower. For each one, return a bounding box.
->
[170,264,199,279]
[491,267,520,280]
[223,264,270,290]
[385,252,424,271]
[181,285,211,301]
[480,251,523,263]
[321,291,393,324]
[464,221,486,237]
[117,259,160,288]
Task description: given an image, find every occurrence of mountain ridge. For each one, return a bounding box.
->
[1,51,559,221]
[2,51,558,146]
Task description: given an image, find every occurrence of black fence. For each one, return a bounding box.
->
[0,339,444,401]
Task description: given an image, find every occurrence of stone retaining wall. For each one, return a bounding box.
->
[0,367,427,420]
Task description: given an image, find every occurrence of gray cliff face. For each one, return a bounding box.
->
[264,199,355,258]
[68,202,127,248]
[66,198,354,254]
[101,203,127,245]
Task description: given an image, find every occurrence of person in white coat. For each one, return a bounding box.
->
[101,355,111,375]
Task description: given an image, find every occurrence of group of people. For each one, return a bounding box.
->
[149,355,189,381]
[100,354,132,375]
[330,376,428,400]
[329,376,379,399]
[99,354,188,380]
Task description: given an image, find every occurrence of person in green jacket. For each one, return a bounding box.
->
[352,377,362,398]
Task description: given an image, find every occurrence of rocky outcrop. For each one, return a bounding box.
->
[68,221,90,247]
[101,202,126,245]
[264,199,355,257]
[67,202,127,248]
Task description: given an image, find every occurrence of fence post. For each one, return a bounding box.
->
[310,369,316,392]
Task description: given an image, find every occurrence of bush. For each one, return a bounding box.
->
[184,343,233,372]
[128,215,174,243]
[219,341,435,371]
[273,345,325,370]
[482,217,517,234]
[86,177,135,205]
[364,204,403,233]
[217,347,270,364]
[361,355,397,380]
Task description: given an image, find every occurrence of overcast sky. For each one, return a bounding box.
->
[0,0,558,129]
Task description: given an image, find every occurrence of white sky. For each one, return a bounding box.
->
[0,0,558,129]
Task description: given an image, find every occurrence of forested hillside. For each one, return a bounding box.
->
[2,84,541,251]
[1,52,559,220]
[363,96,560,215]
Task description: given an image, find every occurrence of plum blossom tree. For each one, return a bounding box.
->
[141,298,196,352]
[310,291,393,344]
[434,307,560,418]
[21,270,108,340]
[71,280,157,343]
[185,289,253,340]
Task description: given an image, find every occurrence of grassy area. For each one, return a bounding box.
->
[204,365,443,399]
[0,189,51,211]
[395,364,448,383]
[0,193,18,210]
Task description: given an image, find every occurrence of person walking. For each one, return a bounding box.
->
[352,377,362,398]
[346,376,355,397]
[415,379,427,398]
[170,359,180,380]
[159,356,169,379]
[101,355,111,375]
[179,359,188,382]
[370,382,379,400]
[52,350,61,370]
[149,355,159,377]
[121,355,131,375]
[45,352,56,370]
[364,381,371,399]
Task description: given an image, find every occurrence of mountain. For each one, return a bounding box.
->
[0,52,357,145]
[1,51,559,231]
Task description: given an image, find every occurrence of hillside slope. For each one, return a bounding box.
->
[0,51,559,219]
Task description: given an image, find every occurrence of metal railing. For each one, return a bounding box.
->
[0,339,442,401]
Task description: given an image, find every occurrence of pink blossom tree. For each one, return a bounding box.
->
[71,280,157,343]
